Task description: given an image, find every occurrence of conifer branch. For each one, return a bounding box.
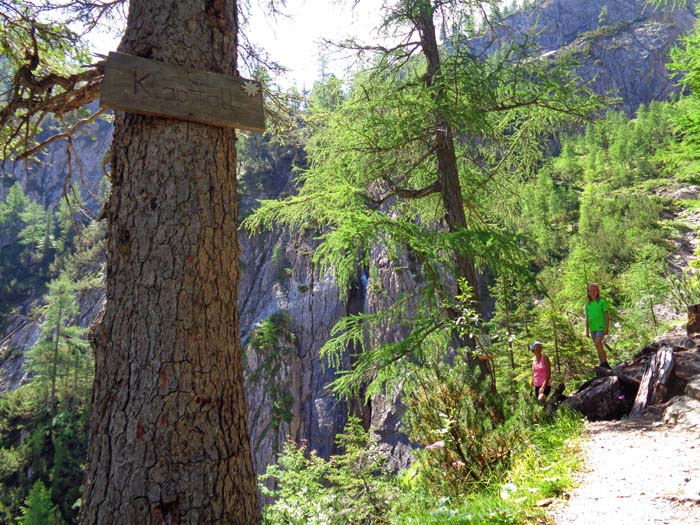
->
[16,107,106,161]
[373,179,441,207]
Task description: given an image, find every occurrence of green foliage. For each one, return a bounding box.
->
[616,245,669,341]
[670,13,700,95]
[49,412,87,524]
[523,294,591,382]
[262,408,585,525]
[403,350,519,496]
[18,481,62,525]
[250,311,294,354]
[515,166,578,264]
[237,129,307,217]
[260,417,401,525]
[394,411,583,524]
[492,99,681,378]
[659,13,700,179]
[307,74,345,115]
[0,382,89,524]
[0,183,45,317]
[52,199,77,258]
[0,192,97,523]
[24,275,88,414]
[19,200,54,263]
[0,181,87,323]
[577,185,664,272]
[261,442,333,525]
[247,311,297,439]
[669,266,700,311]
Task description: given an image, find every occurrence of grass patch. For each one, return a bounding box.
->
[391,409,585,525]
[503,409,585,522]
[676,198,700,211]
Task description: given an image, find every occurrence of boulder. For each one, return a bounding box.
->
[563,376,630,421]
[564,341,700,422]
[686,376,700,403]
[662,396,700,430]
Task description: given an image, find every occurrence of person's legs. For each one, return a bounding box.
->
[534,385,550,402]
[592,332,609,366]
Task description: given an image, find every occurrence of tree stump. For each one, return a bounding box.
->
[630,346,674,418]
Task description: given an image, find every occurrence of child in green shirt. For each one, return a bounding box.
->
[585,283,611,370]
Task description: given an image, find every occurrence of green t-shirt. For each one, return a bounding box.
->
[586,298,609,331]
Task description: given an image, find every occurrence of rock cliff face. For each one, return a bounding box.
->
[0,0,696,481]
[0,108,112,209]
[476,0,697,114]
[239,228,350,476]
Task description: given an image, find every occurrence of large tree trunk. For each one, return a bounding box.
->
[82,1,260,523]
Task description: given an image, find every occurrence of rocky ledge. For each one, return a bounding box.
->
[562,329,700,429]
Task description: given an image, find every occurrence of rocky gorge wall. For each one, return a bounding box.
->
[475,0,698,114]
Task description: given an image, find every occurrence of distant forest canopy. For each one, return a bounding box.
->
[0,0,699,523]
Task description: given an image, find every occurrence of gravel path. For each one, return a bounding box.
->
[551,414,700,525]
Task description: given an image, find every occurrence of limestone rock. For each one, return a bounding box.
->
[471,0,697,115]
[663,395,700,430]
[685,376,700,403]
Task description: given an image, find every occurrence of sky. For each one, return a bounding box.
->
[87,1,524,89]
[246,0,386,89]
[87,0,386,89]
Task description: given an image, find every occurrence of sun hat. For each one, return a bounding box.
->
[529,341,542,351]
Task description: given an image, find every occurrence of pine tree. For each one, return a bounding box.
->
[52,199,77,258]
[19,200,53,265]
[82,1,260,522]
[0,182,29,229]
[18,481,61,525]
[50,412,87,524]
[24,275,86,415]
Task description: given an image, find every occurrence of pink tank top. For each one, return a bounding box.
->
[532,356,549,387]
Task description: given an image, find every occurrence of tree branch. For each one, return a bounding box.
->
[373,179,441,207]
[16,107,107,161]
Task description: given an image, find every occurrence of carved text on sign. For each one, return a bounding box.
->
[129,71,257,110]
[100,52,265,132]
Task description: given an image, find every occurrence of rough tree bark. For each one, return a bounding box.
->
[82,1,260,523]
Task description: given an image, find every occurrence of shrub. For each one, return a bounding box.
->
[260,417,400,525]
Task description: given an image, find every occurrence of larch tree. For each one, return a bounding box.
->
[1,0,260,523]
[82,1,259,523]
[25,275,87,415]
[246,0,599,397]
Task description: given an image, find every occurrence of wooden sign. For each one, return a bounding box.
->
[100,52,265,132]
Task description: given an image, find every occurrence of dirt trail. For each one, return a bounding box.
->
[552,412,700,525]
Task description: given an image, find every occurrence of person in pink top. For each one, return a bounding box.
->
[530,341,551,402]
